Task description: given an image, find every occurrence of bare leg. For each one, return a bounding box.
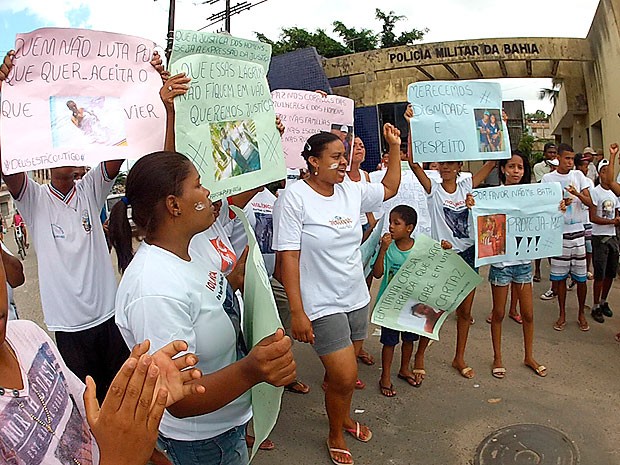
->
[379,345,396,396]
[593,279,603,305]
[398,341,414,377]
[577,281,588,326]
[321,345,358,465]
[490,284,509,370]
[601,277,614,301]
[509,281,520,317]
[514,282,541,371]
[534,259,541,280]
[555,279,567,327]
[452,289,476,378]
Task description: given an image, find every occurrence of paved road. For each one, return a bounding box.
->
[8,237,620,465]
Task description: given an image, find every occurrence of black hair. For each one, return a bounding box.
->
[390,205,418,228]
[543,142,557,153]
[574,152,588,166]
[108,151,193,272]
[557,143,574,156]
[499,150,531,185]
[300,132,341,172]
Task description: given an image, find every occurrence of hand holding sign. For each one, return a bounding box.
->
[0,51,14,89]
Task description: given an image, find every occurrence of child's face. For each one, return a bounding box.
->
[389,213,413,240]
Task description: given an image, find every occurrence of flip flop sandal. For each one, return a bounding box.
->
[379,382,396,397]
[284,380,310,394]
[411,368,426,387]
[457,366,475,379]
[246,436,275,450]
[486,314,492,324]
[355,379,366,390]
[327,441,354,465]
[357,352,375,366]
[527,364,547,377]
[533,275,541,282]
[615,333,620,343]
[553,322,566,331]
[578,321,590,332]
[344,421,372,443]
[509,314,523,324]
[492,367,506,379]
[397,373,418,387]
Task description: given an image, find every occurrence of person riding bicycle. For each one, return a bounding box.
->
[12,210,29,249]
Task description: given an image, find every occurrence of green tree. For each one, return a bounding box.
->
[517,133,535,158]
[332,21,378,53]
[538,78,562,106]
[256,27,349,58]
[375,8,428,48]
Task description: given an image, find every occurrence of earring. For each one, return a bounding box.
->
[313,166,319,176]
[176,211,181,216]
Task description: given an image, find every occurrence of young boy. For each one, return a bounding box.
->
[373,205,428,397]
[589,158,620,322]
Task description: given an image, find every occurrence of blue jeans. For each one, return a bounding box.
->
[157,425,248,465]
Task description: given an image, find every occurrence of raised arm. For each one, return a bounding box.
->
[160,73,191,152]
[607,143,620,197]
[381,123,402,201]
[472,160,498,188]
[404,104,432,193]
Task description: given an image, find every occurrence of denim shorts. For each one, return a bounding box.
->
[311,305,369,357]
[157,425,248,465]
[488,263,533,286]
[380,326,419,346]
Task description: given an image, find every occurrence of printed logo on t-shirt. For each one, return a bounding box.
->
[209,237,237,274]
[254,212,274,254]
[0,343,93,464]
[81,210,92,233]
[602,199,615,219]
[443,205,470,239]
[328,215,354,230]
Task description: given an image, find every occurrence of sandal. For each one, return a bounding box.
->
[246,435,275,450]
[327,441,353,465]
[284,380,310,394]
[453,364,475,379]
[355,379,365,390]
[379,382,396,397]
[411,368,425,387]
[527,364,547,377]
[578,320,590,332]
[492,367,506,379]
[533,274,541,282]
[357,351,375,366]
[509,313,523,324]
[344,421,372,443]
[553,321,566,331]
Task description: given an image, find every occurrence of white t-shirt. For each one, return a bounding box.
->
[0,320,99,464]
[345,171,371,226]
[272,180,384,320]
[115,235,251,441]
[369,168,433,238]
[542,170,590,233]
[590,184,620,236]
[427,176,474,253]
[14,165,117,332]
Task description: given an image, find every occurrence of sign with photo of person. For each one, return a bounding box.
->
[170,32,285,200]
[0,28,165,174]
[271,89,355,169]
[407,80,511,162]
[230,206,284,462]
[472,183,564,266]
[371,235,482,340]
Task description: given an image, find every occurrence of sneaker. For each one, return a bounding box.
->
[601,302,613,318]
[540,289,556,300]
[591,307,605,324]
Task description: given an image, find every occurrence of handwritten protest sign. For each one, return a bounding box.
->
[0,28,165,174]
[171,30,271,70]
[472,183,563,267]
[271,89,355,169]
[230,206,283,462]
[408,80,511,162]
[170,33,285,200]
[371,235,482,340]
[360,217,384,277]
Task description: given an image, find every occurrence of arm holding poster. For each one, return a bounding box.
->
[380,124,403,200]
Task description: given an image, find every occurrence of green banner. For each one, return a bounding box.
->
[371,235,482,340]
[230,206,283,462]
[170,32,285,200]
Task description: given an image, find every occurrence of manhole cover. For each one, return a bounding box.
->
[474,424,579,465]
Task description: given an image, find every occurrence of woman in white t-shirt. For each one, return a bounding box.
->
[109,151,296,465]
[405,104,497,379]
[274,125,401,465]
[468,151,559,380]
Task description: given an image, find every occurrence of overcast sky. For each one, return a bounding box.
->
[0,0,601,113]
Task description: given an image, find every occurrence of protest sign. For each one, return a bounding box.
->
[170,34,285,201]
[369,165,447,238]
[360,217,384,277]
[271,89,355,169]
[407,80,511,162]
[171,30,271,70]
[0,28,165,174]
[371,235,482,340]
[472,183,563,267]
[230,206,283,462]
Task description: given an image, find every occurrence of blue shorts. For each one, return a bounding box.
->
[488,263,533,287]
[380,326,419,346]
[457,246,479,273]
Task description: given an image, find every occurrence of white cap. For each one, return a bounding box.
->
[340,125,349,133]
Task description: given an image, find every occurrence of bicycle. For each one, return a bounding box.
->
[14,225,26,260]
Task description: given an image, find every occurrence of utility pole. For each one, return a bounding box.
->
[165,0,175,62]
[199,0,269,33]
